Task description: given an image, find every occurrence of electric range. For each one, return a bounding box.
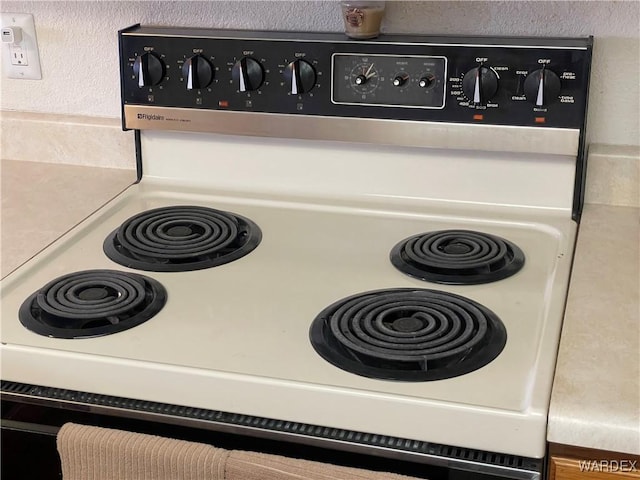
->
[0,26,592,479]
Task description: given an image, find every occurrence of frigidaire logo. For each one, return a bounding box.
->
[137,113,165,121]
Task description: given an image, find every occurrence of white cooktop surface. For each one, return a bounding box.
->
[1,180,575,457]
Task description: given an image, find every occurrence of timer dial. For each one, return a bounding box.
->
[283,59,316,94]
[524,67,561,107]
[418,74,436,89]
[182,55,214,90]
[350,63,379,94]
[232,57,264,92]
[133,52,165,88]
[392,73,409,87]
[462,65,499,105]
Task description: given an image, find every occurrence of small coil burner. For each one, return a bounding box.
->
[104,206,262,272]
[310,288,506,381]
[19,270,166,339]
[390,230,525,285]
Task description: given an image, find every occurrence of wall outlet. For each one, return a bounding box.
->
[1,13,42,79]
[10,44,28,65]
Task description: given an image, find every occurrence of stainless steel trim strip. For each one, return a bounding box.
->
[124,105,580,156]
[123,30,588,50]
[2,387,540,480]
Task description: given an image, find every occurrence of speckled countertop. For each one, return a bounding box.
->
[1,158,638,456]
[0,159,135,277]
[548,204,640,455]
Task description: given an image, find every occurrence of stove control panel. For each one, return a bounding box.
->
[119,26,592,130]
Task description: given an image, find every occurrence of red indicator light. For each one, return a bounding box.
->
[218,100,229,108]
[535,117,546,124]
[473,114,484,121]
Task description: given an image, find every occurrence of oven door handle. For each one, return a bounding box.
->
[1,419,59,436]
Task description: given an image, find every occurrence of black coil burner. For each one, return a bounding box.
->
[19,270,167,339]
[390,230,525,285]
[310,288,506,381]
[104,206,262,272]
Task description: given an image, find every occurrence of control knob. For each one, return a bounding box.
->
[418,74,435,89]
[523,67,561,107]
[231,57,264,92]
[133,52,165,88]
[354,75,367,85]
[462,65,499,105]
[283,59,316,94]
[392,73,409,87]
[182,55,214,90]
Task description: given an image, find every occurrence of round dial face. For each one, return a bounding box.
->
[350,62,380,94]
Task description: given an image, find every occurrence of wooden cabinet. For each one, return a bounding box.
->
[549,443,640,479]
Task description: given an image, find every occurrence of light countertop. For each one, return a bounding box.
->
[1,160,135,277]
[548,203,640,455]
[1,158,638,456]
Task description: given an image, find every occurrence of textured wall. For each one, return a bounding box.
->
[1,1,639,146]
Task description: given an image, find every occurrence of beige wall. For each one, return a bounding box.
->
[1,1,639,147]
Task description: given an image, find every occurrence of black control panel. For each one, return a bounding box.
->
[119,26,592,129]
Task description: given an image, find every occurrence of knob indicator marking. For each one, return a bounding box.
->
[239,61,247,92]
[137,58,145,88]
[186,64,194,90]
[473,68,482,104]
[535,70,545,106]
[291,61,299,95]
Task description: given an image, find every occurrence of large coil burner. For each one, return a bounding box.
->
[104,205,262,272]
[310,288,507,381]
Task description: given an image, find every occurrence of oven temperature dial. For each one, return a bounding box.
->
[231,57,264,92]
[462,65,499,105]
[133,52,166,88]
[283,59,316,94]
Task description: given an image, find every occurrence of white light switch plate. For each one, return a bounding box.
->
[1,12,42,79]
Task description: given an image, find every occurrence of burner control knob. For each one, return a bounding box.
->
[462,65,499,105]
[182,55,214,90]
[133,52,166,88]
[283,59,316,94]
[523,68,561,107]
[231,57,264,92]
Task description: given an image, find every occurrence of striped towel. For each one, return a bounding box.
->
[57,423,423,480]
